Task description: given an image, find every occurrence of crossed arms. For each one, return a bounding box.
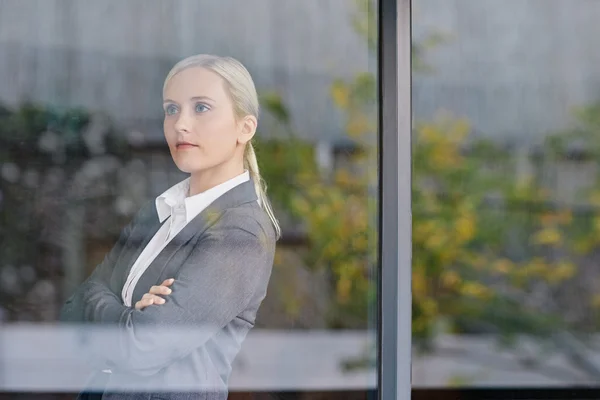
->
[59,211,274,376]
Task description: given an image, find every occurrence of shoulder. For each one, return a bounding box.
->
[212,202,276,246]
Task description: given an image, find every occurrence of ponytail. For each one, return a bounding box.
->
[244,142,282,240]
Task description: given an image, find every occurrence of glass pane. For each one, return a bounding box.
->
[412,0,600,393]
[0,0,380,398]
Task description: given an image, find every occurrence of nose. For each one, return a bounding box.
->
[174,110,192,134]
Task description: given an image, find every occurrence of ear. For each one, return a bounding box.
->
[237,115,257,145]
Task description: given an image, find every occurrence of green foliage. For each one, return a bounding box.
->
[256,88,376,328]
[0,103,128,165]
[259,85,600,342]
[256,1,600,343]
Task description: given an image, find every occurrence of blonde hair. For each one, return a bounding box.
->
[163,54,281,239]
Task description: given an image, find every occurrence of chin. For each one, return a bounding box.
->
[173,161,202,174]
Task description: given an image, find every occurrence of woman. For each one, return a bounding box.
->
[60,54,280,400]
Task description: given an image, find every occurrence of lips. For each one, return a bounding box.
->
[176,142,198,149]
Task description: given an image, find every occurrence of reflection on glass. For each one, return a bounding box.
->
[0,0,379,398]
[412,0,600,389]
[58,54,280,398]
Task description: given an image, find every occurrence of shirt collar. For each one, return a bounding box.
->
[155,170,250,223]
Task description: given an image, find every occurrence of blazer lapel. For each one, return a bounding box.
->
[129,177,259,305]
[111,204,162,293]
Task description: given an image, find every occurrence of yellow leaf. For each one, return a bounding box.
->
[441,270,461,289]
[523,257,549,276]
[439,248,459,265]
[461,282,491,300]
[492,258,513,274]
[455,215,475,242]
[426,232,446,250]
[531,227,562,245]
[346,115,370,137]
[419,125,441,143]
[413,273,428,299]
[331,83,349,109]
[421,298,438,316]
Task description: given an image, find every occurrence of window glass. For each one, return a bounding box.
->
[413,0,600,392]
[0,1,380,398]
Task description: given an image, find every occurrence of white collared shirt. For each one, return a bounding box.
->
[121,170,251,307]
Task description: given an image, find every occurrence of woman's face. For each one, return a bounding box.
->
[162,66,255,174]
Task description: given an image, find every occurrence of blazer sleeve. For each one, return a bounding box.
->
[58,201,150,323]
[81,215,275,376]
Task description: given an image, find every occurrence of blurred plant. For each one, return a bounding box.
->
[410,113,581,348]
[257,0,454,329]
[0,103,129,321]
[259,89,600,382]
[543,101,600,256]
[259,0,600,356]
[256,87,377,328]
[0,103,128,164]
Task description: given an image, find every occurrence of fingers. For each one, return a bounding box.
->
[149,284,172,296]
[135,278,175,310]
[133,279,175,310]
[135,294,166,310]
[135,299,149,310]
[135,296,152,310]
[143,293,166,304]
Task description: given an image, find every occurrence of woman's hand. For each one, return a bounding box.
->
[134,278,175,310]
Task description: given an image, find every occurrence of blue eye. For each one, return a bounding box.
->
[165,104,178,115]
[195,103,210,113]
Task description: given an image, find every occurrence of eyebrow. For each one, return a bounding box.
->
[163,96,216,104]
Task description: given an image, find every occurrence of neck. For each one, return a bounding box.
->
[188,160,245,197]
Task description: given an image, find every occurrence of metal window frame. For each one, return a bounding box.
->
[378,0,412,399]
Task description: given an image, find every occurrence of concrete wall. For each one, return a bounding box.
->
[413,0,600,144]
[3,0,598,145]
[0,0,372,143]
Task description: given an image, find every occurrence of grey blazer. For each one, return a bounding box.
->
[59,178,276,400]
